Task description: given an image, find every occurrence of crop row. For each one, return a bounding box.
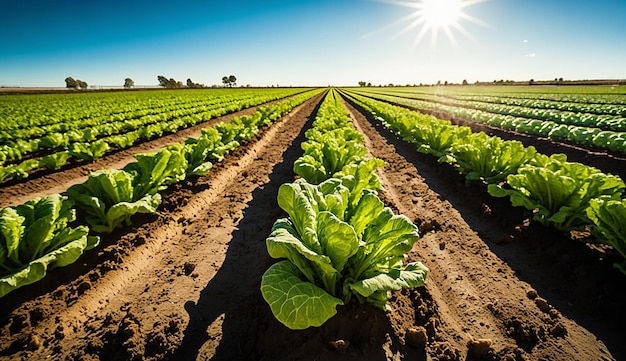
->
[260,89,428,330]
[0,89,310,183]
[0,88,324,298]
[372,88,626,116]
[341,89,626,275]
[0,88,304,131]
[352,90,626,155]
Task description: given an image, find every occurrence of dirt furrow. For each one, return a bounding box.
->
[344,98,617,361]
[0,97,301,209]
[0,93,324,360]
[2,90,625,361]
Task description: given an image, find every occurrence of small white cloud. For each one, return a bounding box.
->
[526,53,536,57]
[523,39,528,43]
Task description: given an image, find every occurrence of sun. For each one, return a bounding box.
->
[373,0,488,46]
[420,0,463,29]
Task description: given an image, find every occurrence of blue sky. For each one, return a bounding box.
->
[1,0,625,87]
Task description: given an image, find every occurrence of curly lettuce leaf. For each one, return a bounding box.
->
[261,260,343,330]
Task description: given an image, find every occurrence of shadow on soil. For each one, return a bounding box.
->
[342,93,626,361]
[171,95,425,361]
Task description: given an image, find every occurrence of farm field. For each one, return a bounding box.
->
[1,86,626,361]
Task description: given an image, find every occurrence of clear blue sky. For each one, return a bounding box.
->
[1,0,625,87]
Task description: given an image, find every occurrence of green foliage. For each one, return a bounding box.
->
[39,133,70,150]
[293,90,380,185]
[39,152,71,170]
[261,179,427,330]
[488,155,625,232]
[183,138,214,177]
[587,198,626,274]
[68,169,162,233]
[68,140,110,161]
[0,194,99,297]
[444,132,537,183]
[123,144,188,197]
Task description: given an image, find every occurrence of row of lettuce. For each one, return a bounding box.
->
[354,89,626,155]
[0,89,309,184]
[0,88,324,298]
[367,88,626,117]
[341,89,626,275]
[260,89,428,330]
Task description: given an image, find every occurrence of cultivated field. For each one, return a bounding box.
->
[1,86,625,361]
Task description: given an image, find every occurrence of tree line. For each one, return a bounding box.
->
[64,75,239,89]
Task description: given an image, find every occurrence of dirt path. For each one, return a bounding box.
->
[356,93,626,181]
[343,97,624,360]
[1,91,624,361]
[0,95,304,209]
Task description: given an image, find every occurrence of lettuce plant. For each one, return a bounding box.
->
[587,198,626,274]
[68,140,110,161]
[443,132,537,183]
[39,151,71,170]
[123,144,188,197]
[0,194,99,297]
[68,169,162,233]
[488,154,625,231]
[261,179,428,330]
[183,139,214,177]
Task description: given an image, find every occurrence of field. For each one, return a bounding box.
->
[1,86,626,361]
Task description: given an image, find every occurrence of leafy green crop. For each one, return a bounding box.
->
[261,179,427,329]
[587,198,626,274]
[39,151,71,171]
[68,140,110,161]
[443,132,537,183]
[67,169,163,233]
[0,194,99,297]
[488,154,625,231]
[123,144,188,197]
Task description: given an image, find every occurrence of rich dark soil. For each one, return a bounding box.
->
[0,92,624,361]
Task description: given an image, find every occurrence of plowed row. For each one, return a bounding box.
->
[1,92,624,361]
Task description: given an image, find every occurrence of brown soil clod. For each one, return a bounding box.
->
[467,337,494,359]
[405,326,428,348]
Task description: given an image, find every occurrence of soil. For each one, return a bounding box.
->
[1,91,625,361]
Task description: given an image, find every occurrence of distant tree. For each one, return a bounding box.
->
[358,81,367,87]
[462,79,468,85]
[66,77,87,89]
[124,78,134,88]
[228,75,237,87]
[158,75,170,87]
[157,75,183,88]
[444,80,449,86]
[222,76,229,87]
[65,77,77,88]
[436,80,441,86]
[185,78,205,88]
[529,79,535,85]
[170,78,183,88]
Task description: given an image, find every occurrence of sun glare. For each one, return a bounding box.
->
[421,0,462,28]
[372,0,488,46]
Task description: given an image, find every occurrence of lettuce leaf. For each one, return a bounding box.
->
[446,132,536,183]
[489,156,625,231]
[123,144,187,197]
[0,195,100,297]
[262,178,427,329]
[261,260,344,330]
[587,198,626,274]
[68,169,162,233]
